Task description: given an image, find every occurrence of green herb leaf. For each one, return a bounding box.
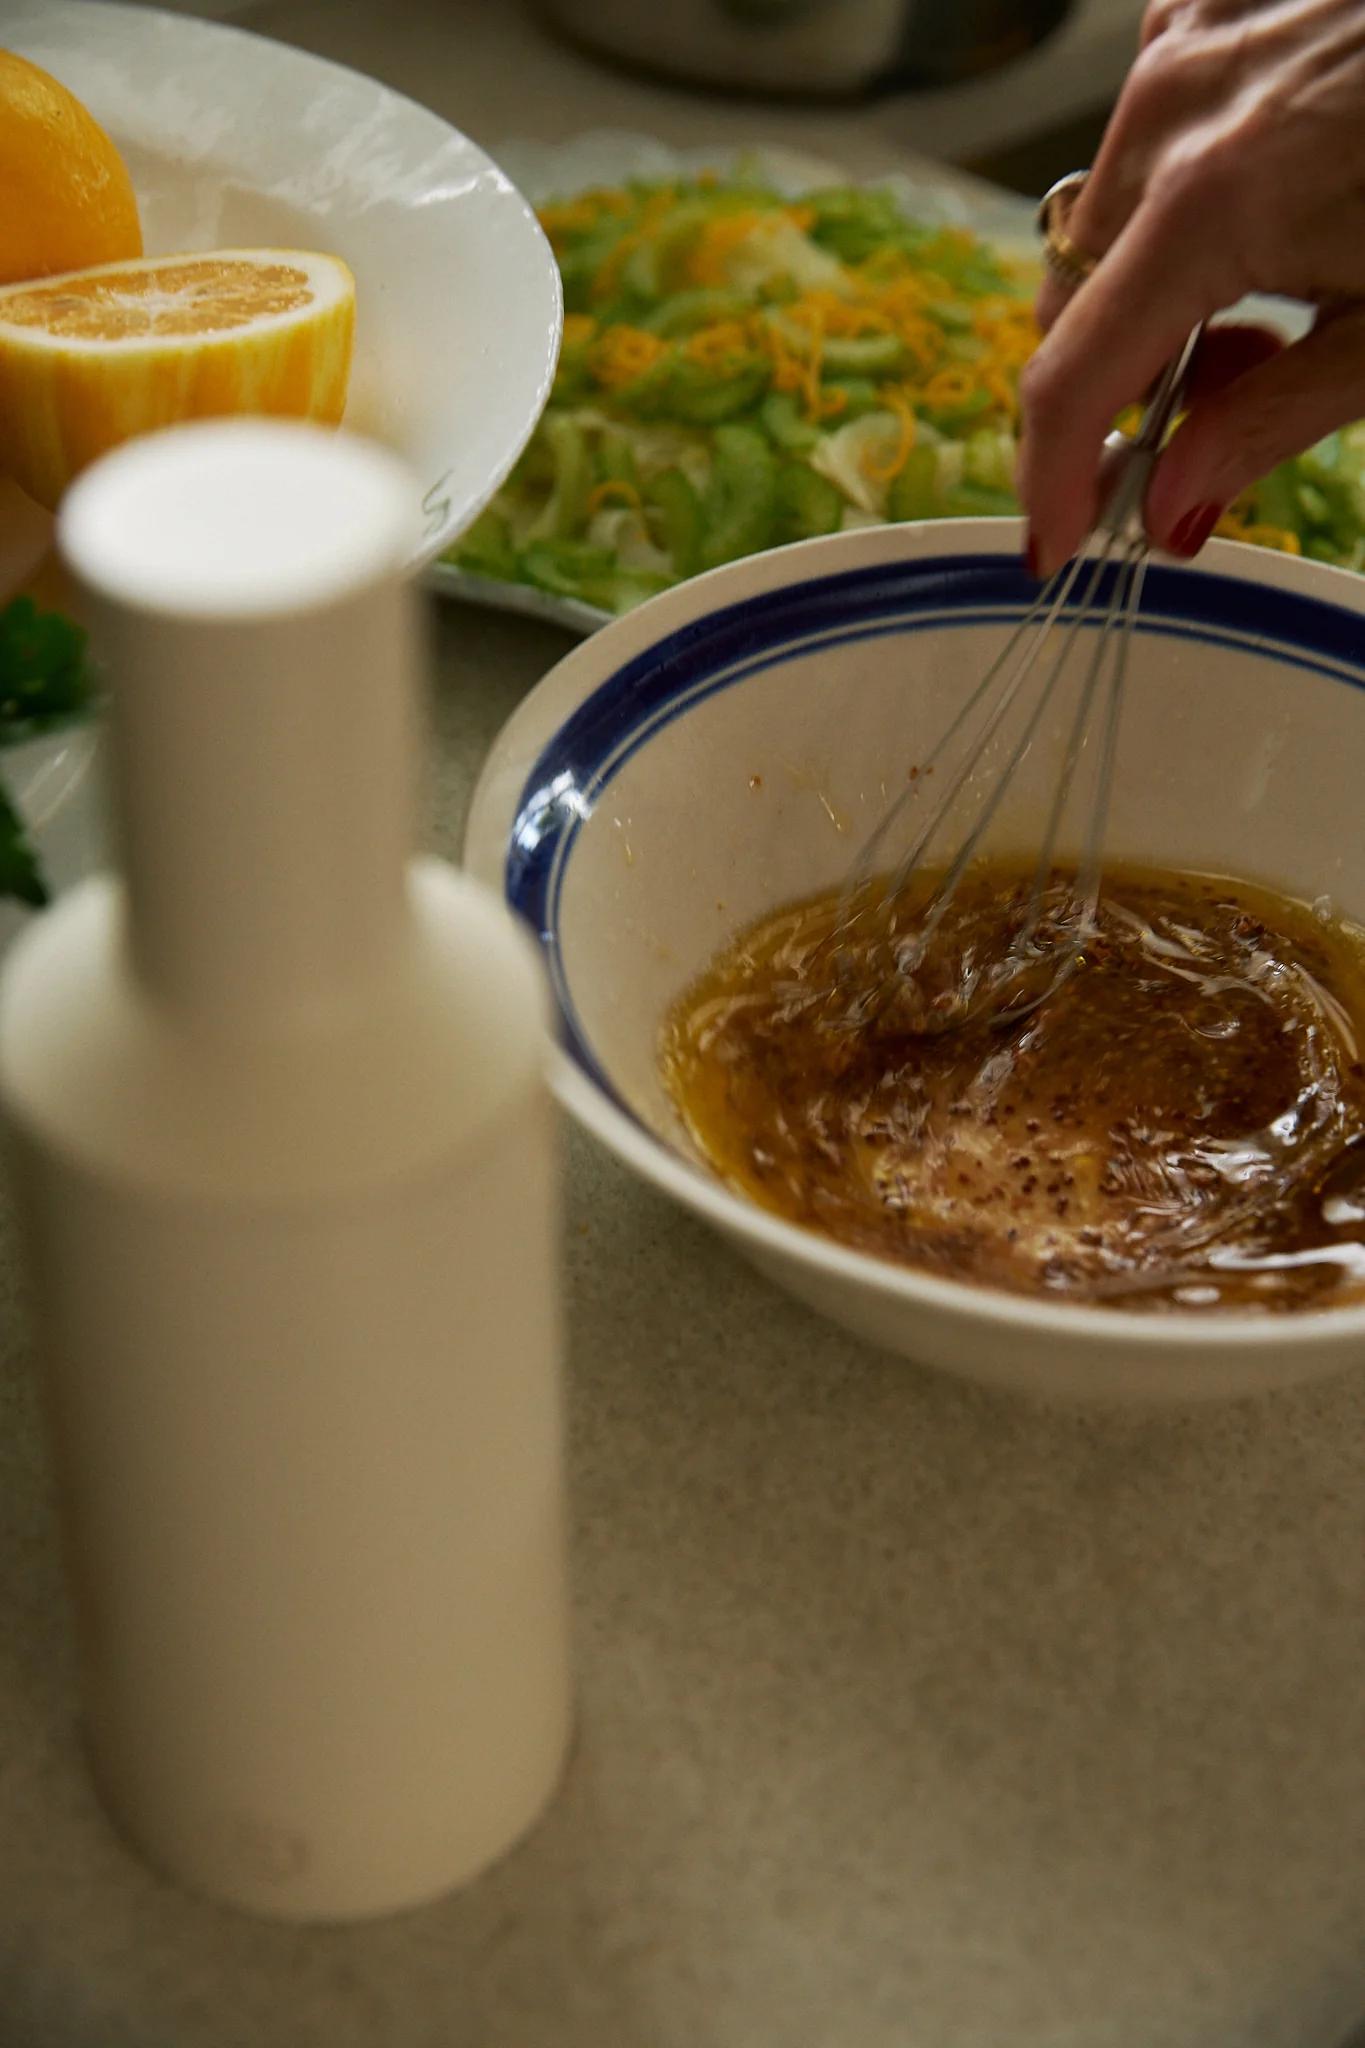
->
[0,776,49,909]
[0,595,96,744]
[0,595,99,909]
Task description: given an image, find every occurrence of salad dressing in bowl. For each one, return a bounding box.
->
[662,859,1365,1313]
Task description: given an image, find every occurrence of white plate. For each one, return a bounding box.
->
[0,0,562,567]
[425,132,1037,633]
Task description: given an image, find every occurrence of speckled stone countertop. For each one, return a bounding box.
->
[4,7,1365,2046]
[2,594,1364,2048]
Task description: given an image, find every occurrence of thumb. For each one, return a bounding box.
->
[1145,306,1365,555]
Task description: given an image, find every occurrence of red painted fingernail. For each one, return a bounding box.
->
[1167,503,1222,559]
[1025,530,1041,578]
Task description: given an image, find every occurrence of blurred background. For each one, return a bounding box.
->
[114,0,1133,197]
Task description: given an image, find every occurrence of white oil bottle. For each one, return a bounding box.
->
[0,420,571,1921]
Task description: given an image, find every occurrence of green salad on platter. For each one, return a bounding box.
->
[445,171,1365,618]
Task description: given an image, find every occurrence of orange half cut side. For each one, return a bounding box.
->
[0,249,356,509]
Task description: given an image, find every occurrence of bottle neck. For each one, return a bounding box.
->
[98,578,419,1028]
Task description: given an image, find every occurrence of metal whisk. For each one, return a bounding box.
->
[831,324,1204,1036]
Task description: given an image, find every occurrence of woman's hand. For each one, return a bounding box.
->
[1018,0,1365,576]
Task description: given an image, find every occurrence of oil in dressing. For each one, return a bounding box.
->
[659,859,1365,1313]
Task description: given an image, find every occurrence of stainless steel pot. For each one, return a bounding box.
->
[539,0,1076,97]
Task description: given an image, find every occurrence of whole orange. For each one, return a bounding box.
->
[0,50,142,286]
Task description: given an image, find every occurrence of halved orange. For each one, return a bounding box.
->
[0,51,143,287]
[0,249,356,509]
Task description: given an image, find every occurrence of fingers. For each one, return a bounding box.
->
[1183,321,1285,402]
[1034,272,1076,338]
[1034,150,1149,331]
[1034,4,1241,335]
[1034,153,1147,335]
[1144,304,1365,552]
[1139,0,1182,49]
[1017,195,1236,574]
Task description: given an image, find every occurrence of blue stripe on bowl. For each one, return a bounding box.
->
[502,550,1365,1115]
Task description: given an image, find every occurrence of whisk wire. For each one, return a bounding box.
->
[828,325,1200,1035]
[834,549,1089,948]
[918,541,1126,956]
[1025,549,1119,918]
[1077,545,1147,922]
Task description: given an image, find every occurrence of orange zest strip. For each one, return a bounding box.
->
[921,365,978,408]
[863,389,919,482]
[684,320,754,370]
[587,325,669,387]
[586,478,645,515]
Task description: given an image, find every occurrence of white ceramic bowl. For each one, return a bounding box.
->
[0,0,561,564]
[467,520,1365,1404]
[0,0,560,944]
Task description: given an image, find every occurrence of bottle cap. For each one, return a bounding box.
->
[60,418,420,621]
[57,421,424,1019]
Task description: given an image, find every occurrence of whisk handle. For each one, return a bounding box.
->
[1097,323,1205,547]
[1097,432,1156,545]
[1133,325,1204,452]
